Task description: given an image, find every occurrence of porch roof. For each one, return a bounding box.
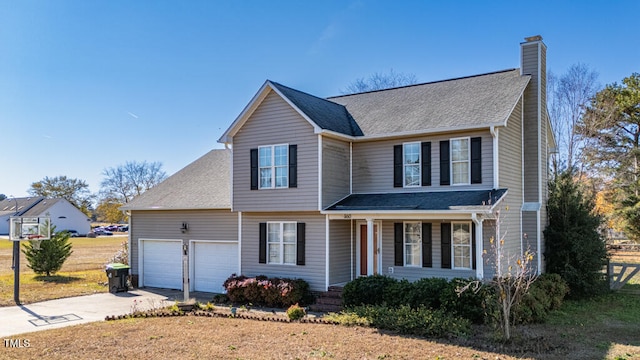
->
[325,189,507,212]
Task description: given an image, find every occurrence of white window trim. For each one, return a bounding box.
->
[451,221,472,270]
[258,144,289,190]
[266,221,297,265]
[450,137,470,186]
[403,142,421,188]
[403,221,422,267]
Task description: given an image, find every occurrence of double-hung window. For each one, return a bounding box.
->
[451,137,470,185]
[403,142,421,187]
[259,144,288,189]
[452,222,472,269]
[404,222,422,266]
[267,222,296,265]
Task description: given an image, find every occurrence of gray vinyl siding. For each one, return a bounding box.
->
[497,97,525,266]
[322,136,350,208]
[241,212,326,291]
[522,211,539,272]
[379,220,475,281]
[129,209,238,275]
[482,220,498,279]
[329,220,352,285]
[352,130,494,193]
[232,90,319,212]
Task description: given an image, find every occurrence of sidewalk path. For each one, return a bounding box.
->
[0,289,214,337]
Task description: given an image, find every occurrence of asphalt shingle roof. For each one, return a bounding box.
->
[325,189,507,211]
[121,149,231,210]
[327,69,530,136]
[270,82,364,136]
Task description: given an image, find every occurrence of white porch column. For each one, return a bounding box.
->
[472,213,484,279]
[366,218,374,275]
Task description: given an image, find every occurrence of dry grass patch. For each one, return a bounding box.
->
[0,237,123,306]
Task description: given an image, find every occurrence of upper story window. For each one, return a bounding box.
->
[404,221,422,266]
[451,137,470,185]
[403,142,421,187]
[259,144,288,189]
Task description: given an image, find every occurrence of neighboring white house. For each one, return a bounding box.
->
[0,197,91,236]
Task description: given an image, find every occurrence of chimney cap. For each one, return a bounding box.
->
[524,35,543,42]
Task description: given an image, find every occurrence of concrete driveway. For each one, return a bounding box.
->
[0,289,215,337]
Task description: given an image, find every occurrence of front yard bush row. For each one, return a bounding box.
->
[342,274,569,326]
[223,274,313,308]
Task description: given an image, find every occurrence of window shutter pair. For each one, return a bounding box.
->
[439,137,482,185]
[440,223,476,270]
[393,142,431,187]
[393,223,432,267]
[250,145,297,190]
[258,222,305,265]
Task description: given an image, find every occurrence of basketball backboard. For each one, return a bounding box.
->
[9,217,50,241]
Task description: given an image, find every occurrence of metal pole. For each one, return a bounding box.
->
[10,196,20,305]
[13,241,20,304]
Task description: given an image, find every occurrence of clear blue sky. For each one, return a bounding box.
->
[1,1,638,199]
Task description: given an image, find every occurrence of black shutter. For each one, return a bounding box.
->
[441,223,451,269]
[259,223,267,264]
[471,137,482,184]
[250,148,259,190]
[296,222,305,265]
[421,142,431,186]
[440,141,450,185]
[394,223,403,266]
[471,223,477,270]
[289,144,297,188]
[393,145,403,187]
[422,223,432,268]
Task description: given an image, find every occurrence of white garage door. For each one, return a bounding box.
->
[142,239,183,290]
[192,241,238,293]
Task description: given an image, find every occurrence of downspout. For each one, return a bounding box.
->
[471,213,484,279]
[318,135,323,211]
[238,212,242,276]
[349,142,353,194]
[490,126,499,188]
[325,214,330,291]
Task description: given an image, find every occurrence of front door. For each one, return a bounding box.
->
[359,224,379,276]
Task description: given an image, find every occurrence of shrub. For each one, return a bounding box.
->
[439,278,489,324]
[544,170,609,299]
[350,305,470,338]
[342,275,397,307]
[223,274,313,307]
[408,277,449,309]
[322,311,370,326]
[513,273,569,324]
[286,303,305,320]
[22,226,73,277]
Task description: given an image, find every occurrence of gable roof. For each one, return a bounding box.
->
[121,149,231,211]
[0,197,45,217]
[328,69,530,137]
[325,189,507,212]
[269,82,363,136]
[220,69,530,143]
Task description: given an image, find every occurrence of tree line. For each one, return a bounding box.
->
[1,161,167,224]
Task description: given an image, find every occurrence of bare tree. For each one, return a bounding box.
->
[341,69,418,94]
[457,207,537,340]
[548,64,600,174]
[100,161,167,204]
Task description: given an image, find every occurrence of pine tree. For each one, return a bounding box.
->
[22,226,73,277]
[544,171,609,299]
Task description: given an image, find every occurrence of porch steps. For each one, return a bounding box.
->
[309,286,343,313]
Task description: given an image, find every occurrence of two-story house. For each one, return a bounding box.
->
[123,36,553,294]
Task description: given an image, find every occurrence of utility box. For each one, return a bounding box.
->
[106,263,130,293]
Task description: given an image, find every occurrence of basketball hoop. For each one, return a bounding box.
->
[31,239,43,251]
